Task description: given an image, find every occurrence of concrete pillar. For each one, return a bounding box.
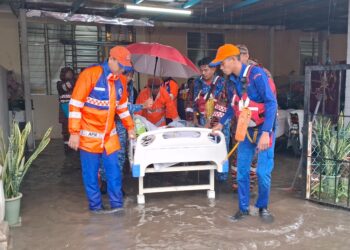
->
[345,0,350,119]
[269,27,275,75]
[318,31,328,64]
[0,66,9,142]
[19,9,34,150]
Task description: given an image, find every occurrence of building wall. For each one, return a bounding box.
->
[0,12,348,139]
[0,13,62,139]
[0,13,21,79]
[31,95,61,139]
[225,29,271,70]
[274,30,303,77]
[329,34,347,63]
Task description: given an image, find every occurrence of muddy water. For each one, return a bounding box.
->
[11,140,350,249]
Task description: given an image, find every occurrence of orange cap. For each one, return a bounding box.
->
[109,46,132,68]
[210,44,240,66]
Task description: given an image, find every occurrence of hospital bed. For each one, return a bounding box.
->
[131,127,229,204]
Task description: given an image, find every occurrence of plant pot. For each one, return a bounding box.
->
[5,193,22,226]
[0,180,5,222]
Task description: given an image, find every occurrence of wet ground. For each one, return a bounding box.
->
[10,140,350,250]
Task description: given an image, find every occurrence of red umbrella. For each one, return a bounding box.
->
[126,42,199,79]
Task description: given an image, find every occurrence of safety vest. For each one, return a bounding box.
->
[231,65,276,127]
[195,76,228,126]
[69,62,134,154]
[195,76,221,115]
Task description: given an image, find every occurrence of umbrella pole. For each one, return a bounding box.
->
[151,56,159,99]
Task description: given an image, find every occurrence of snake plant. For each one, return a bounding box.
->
[0,122,51,199]
[313,113,350,176]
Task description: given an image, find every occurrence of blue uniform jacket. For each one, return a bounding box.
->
[220,64,277,132]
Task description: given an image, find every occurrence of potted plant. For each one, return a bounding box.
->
[313,114,350,201]
[0,131,6,222]
[0,122,51,225]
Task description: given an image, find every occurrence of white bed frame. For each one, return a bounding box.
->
[131,127,229,204]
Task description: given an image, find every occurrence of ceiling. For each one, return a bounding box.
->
[6,0,350,33]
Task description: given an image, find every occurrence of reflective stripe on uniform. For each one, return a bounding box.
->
[80,130,104,139]
[110,128,117,136]
[248,107,259,111]
[117,102,128,109]
[70,99,84,108]
[69,111,82,119]
[60,94,71,99]
[243,64,252,78]
[86,97,109,107]
[147,108,165,114]
[213,111,225,118]
[94,87,105,91]
[238,97,250,111]
[119,110,130,119]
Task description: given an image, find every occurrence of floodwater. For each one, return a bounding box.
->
[10,140,350,250]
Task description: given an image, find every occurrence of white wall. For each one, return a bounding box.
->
[31,95,61,139]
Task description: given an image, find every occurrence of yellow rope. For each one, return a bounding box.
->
[227,129,258,160]
[227,142,239,159]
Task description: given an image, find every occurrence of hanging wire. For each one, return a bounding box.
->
[327,0,333,35]
[325,0,335,64]
[222,0,225,25]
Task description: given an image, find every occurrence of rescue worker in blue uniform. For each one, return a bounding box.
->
[115,70,152,174]
[193,57,231,181]
[211,44,278,223]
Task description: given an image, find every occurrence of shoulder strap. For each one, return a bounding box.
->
[205,75,220,102]
[241,65,254,94]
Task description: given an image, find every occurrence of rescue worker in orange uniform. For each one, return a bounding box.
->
[68,46,135,214]
[162,77,179,124]
[136,77,179,127]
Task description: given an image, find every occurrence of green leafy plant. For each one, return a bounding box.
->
[312,114,350,202]
[0,128,7,175]
[313,114,350,176]
[0,122,52,199]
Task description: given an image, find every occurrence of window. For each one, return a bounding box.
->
[299,39,319,75]
[27,23,106,95]
[26,23,136,95]
[187,32,224,65]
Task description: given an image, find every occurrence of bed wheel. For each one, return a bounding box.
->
[207,190,215,199]
[137,195,145,204]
